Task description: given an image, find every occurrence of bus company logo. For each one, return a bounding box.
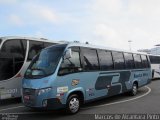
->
[57,86,68,93]
[134,74,143,78]
[134,73,148,78]
[71,79,79,86]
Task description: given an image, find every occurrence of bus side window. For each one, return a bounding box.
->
[82,48,99,71]
[1,40,26,59]
[141,55,149,68]
[149,56,156,64]
[0,39,27,80]
[27,41,44,61]
[149,56,153,64]
[58,48,81,75]
[124,53,135,69]
[156,56,159,64]
[98,50,114,70]
[133,54,143,68]
[112,51,125,70]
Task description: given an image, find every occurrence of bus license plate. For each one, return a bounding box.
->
[24,95,30,100]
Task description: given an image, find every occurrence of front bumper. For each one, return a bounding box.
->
[23,97,65,110]
[22,88,65,110]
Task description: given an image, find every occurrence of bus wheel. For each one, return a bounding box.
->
[129,83,138,96]
[66,94,80,114]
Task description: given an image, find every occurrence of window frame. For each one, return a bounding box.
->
[112,51,125,70]
[97,49,114,71]
[141,55,150,68]
[81,47,100,71]
[58,47,82,76]
[0,39,27,81]
[133,54,143,69]
[27,40,44,61]
[123,52,135,69]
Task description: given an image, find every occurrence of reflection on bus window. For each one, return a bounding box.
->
[25,45,66,79]
[124,53,135,69]
[149,56,160,64]
[133,54,143,68]
[82,48,99,71]
[59,49,81,75]
[0,39,27,80]
[141,55,150,68]
[98,50,114,70]
[27,41,43,61]
[112,51,125,69]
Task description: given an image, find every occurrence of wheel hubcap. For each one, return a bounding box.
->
[69,98,79,113]
[133,85,137,95]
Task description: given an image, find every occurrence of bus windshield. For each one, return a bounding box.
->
[0,39,2,44]
[25,44,67,79]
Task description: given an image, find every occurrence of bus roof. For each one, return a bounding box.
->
[0,36,149,55]
[0,36,65,44]
[64,42,149,55]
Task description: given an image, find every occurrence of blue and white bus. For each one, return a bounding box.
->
[148,54,160,79]
[22,42,152,114]
[0,36,60,100]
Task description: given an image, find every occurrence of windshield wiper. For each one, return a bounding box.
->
[31,68,47,75]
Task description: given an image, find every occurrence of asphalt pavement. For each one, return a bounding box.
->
[0,80,160,120]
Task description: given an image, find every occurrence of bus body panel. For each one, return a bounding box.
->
[22,69,151,109]
[0,77,21,99]
[22,43,152,110]
[0,55,30,100]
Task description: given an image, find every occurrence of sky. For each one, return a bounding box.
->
[1,0,160,51]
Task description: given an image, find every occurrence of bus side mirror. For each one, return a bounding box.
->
[64,48,72,60]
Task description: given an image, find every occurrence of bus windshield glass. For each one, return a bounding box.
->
[0,39,2,44]
[25,44,67,79]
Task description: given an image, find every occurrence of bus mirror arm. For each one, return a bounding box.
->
[63,48,72,60]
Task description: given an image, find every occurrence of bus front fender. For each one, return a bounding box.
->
[65,87,85,103]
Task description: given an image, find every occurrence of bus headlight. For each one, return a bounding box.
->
[37,87,52,96]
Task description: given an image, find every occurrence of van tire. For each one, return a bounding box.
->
[66,94,80,114]
[129,83,138,96]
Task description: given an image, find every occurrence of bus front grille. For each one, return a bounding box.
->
[23,88,36,106]
[23,88,37,95]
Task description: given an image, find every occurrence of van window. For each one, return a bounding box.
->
[0,39,27,80]
[82,48,99,71]
[27,41,43,61]
[124,53,135,69]
[98,50,114,70]
[112,51,125,69]
[141,55,149,68]
[59,48,81,75]
[133,54,143,68]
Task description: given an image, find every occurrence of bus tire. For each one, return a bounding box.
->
[152,70,154,79]
[66,94,80,114]
[129,82,138,96]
